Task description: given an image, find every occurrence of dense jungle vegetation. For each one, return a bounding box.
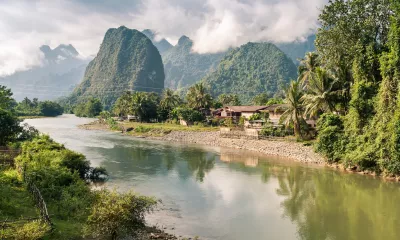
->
[286,0,400,176]
[0,86,158,239]
[202,42,297,104]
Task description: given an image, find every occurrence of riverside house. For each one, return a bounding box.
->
[218,106,270,119]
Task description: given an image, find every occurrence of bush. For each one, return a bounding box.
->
[84,190,157,240]
[170,107,204,122]
[13,220,50,240]
[0,109,22,145]
[260,125,289,137]
[249,113,262,121]
[315,114,345,163]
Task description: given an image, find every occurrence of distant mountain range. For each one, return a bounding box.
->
[0,44,90,101]
[65,26,165,109]
[1,27,316,105]
[161,35,226,90]
[142,29,173,54]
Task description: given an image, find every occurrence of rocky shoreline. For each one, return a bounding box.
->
[159,131,325,164]
[79,121,325,164]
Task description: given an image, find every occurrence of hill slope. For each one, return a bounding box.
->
[142,29,173,54]
[67,26,165,108]
[202,42,298,104]
[0,44,89,101]
[276,35,316,65]
[162,36,226,90]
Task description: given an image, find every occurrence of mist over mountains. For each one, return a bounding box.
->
[0,44,90,101]
[1,25,316,105]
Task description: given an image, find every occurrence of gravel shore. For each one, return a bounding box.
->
[160,131,325,164]
[79,121,325,164]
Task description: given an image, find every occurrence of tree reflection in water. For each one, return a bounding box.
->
[274,167,400,240]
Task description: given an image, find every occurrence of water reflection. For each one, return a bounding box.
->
[26,115,400,240]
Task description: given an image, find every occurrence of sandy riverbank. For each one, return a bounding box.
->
[79,121,325,164]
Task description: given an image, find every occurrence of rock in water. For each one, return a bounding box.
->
[201,42,298,104]
[68,26,165,108]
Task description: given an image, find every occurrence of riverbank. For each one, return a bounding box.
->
[79,121,325,164]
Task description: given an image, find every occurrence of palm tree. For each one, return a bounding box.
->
[160,88,181,110]
[186,83,212,109]
[298,52,319,87]
[113,92,132,117]
[301,68,337,118]
[280,81,305,138]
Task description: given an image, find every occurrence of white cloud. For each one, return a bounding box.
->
[0,0,328,76]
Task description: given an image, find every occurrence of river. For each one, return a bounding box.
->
[25,114,400,240]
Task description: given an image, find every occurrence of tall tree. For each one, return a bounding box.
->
[298,52,319,87]
[280,81,305,138]
[0,85,14,110]
[301,68,337,117]
[113,92,133,117]
[131,92,159,122]
[160,89,181,110]
[186,83,212,110]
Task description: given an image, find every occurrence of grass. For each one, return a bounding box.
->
[0,167,38,220]
[120,122,219,137]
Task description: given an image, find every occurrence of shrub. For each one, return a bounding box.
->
[238,116,245,126]
[249,113,262,121]
[315,113,345,163]
[170,107,204,122]
[84,190,157,240]
[13,220,50,240]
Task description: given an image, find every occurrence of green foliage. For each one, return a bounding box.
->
[0,85,15,110]
[266,98,284,105]
[131,92,159,122]
[281,81,306,138]
[301,67,337,117]
[74,97,103,117]
[238,116,245,126]
[260,125,291,137]
[12,220,50,240]
[252,93,270,105]
[162,36,225,89]
[84,189,157,240]
[186,82,213,109]
[218,94,241,106]
[249,113,262,121]
[65,26,165,109]
[315,114,345,163]
[170,107,204,123]
[0,109,22,146]
[224,118,234,128]
[14,97,63,117]
[38,101,63,116]
[202,42,297,104]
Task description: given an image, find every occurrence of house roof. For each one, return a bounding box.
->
[224,106,269,112]
[261,104,289,112]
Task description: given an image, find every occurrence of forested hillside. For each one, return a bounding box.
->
[276,35,316,65]
[162,36,226,90]
[202,42,297,104]
[65,26,165,109]
[0,44,89,101]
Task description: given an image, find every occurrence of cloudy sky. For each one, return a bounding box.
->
[0,0,328,76]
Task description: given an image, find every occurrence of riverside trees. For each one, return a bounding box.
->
[284,0,400,176]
